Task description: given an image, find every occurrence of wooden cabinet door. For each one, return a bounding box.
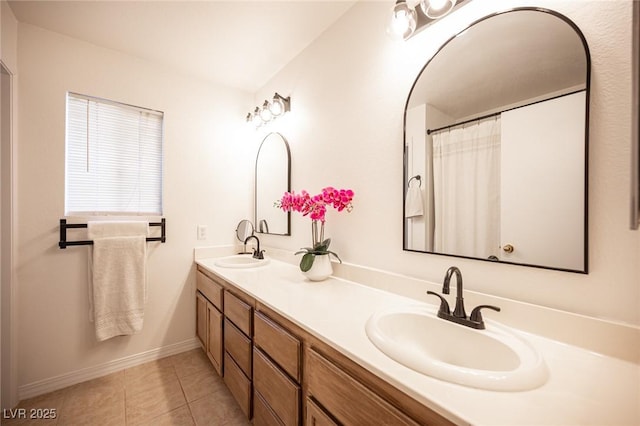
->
[253,347,300,426]
[224,352,252,418]
[224,290,253,336]
[196,270,223,309]
[306,349,420,426]
[207,302,223,376]
[196,291,207,349]
[254,311,301,382]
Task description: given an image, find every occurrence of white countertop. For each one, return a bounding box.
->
[195,256,640,426]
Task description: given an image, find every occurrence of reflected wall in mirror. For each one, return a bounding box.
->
[255,132,291,235]
[403,8,590,273]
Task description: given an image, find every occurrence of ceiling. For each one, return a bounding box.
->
[8,0,357,93]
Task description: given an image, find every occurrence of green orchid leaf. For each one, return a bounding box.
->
[300,253,315,272]
[327,251,342,263]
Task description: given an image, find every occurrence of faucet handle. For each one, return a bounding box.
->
[427,291,451,317]
[469,305,501,329]
[253,249,265,260]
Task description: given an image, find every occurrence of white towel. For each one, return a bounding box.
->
[87,221,149,341]
[405,186,424,218]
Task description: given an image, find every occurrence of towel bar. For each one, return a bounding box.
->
[58,218,166,249]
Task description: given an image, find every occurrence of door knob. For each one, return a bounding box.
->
[502,244,514,253]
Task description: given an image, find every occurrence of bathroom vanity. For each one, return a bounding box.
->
[195,263,451,425]
[194,252,639,425]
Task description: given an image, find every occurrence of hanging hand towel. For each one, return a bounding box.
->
[405,185,424,218]
[87,221,149,341]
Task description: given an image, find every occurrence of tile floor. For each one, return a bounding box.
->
[3,348,250,426]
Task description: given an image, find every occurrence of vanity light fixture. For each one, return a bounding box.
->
[269,93,291,117]
[388,0,470,41]
[259,100,272,123]
[421,0,456,19]
[388,0,417,41]
[246,92,291,128]
[251,107,263,128]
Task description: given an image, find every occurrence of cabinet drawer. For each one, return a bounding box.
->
[253,347,300,426]
[306,398,339,426]
[224,320,252,377]
[253,391,284,426]
[306,349,419,426]
[254,311,301,382]
[196,270,223,310]
[223,352,252,419]
[207,303,223,376]
[224,290,252,336]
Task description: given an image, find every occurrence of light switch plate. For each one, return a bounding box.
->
[197,225,207,240]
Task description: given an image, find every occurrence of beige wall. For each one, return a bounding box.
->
[16,22,255,390]
[255,0,640,326]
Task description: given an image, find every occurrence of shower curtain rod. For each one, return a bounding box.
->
[426,88,586,135]
[427,111,499,135]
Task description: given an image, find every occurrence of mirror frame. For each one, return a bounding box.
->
[402,7,591,273]
[254,132,292,236]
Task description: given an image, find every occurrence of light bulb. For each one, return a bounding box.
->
[270,98,284,116]
[252,107,262,127]
[269,93,290,117]
[420,0,456,19]
[260,101,272,122]
[388,0,417,40]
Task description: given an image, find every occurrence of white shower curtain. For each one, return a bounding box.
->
[432,117,501,259]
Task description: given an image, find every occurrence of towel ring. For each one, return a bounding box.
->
[408,175,422,188]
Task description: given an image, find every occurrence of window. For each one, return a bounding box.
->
[65,93,163,215]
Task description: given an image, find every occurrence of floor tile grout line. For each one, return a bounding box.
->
[14,348,209,425]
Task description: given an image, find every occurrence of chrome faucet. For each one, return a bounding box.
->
[427,266,500,330]
[243,235,264,260]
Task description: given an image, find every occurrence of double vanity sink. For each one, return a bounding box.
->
[201,252,638,425]
[213,254,547,392]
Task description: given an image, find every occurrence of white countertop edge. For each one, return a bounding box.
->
[194,253,640,426]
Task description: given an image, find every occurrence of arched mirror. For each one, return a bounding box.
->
[255,132,291,235]
[403,8,590,273]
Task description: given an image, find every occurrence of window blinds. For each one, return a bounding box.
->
[65,93,163,215]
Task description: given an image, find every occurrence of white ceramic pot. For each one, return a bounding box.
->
[302,254,333,281]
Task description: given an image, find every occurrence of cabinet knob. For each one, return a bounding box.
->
[502,244,514,253]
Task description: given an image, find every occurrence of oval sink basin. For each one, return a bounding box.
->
[365,305,547,391]
[214,255,270,269]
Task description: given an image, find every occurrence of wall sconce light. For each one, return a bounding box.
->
[388,0,470,41]
[389,0,417,40]
[246,92,291,128]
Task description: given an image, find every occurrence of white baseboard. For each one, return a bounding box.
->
[18,338,200,401]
